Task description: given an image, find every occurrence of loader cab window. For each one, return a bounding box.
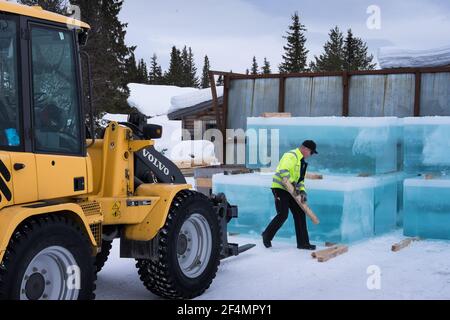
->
[31,26,82,155]
[0,18,21,149]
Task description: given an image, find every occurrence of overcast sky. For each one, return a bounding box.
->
[119,0,450,74]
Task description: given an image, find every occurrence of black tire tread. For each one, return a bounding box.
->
[0,214,96,300]
[136,190,222,299]
[95,240,113,273]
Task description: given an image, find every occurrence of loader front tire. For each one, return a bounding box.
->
[137,190,221,299]
[95,240,112,273]
[0,215,96,300]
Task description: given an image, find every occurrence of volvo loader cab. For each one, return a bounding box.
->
[0,2,251,300]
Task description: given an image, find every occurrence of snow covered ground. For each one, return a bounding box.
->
[96,231,450,300]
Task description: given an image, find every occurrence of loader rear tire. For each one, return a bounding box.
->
[136,190,221,299]
[0,215,96,300]
[95,240,112,273]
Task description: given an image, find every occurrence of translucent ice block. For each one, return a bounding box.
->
[212,173,391,243]
[404,178,450,240]
[370,173,398,235]
[246,117,400,175]
[396,173,415,227]
[403,117,450,175]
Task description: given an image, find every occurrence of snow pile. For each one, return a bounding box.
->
[101,113,182,155]
[148,115,182,154]
[169,86,224,114]
[169,140,219,166]
[127,83,198,117]
[100,114,217,164]
[101,113,128,125]
[378,45,450,69]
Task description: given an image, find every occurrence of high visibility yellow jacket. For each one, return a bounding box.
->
[272,148,308,194]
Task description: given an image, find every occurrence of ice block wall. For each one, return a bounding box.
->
[246,117,400,175]
[404,178,450,240]
[403,117,450,175]
[213,173,399,243]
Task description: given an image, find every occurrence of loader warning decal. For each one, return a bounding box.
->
[0,159,11,202]
[112,201,121,218]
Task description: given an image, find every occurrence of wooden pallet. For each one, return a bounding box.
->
[325,242,337,247]
[195,178,212,188]
[306,173,323,180]
[391,237,421,252]
[312,245,348,262]
[261,112,292,118]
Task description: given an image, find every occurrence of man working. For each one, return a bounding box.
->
[262,140,319,250]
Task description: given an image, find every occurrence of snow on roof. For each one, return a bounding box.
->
[378,45,450,69]
[102,113,128,123]
[168,86,224,114]
[127,83,198,117]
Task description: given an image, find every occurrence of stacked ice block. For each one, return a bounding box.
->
[246,117,400,175]
[403,117,450,175]
[404,178,450,240]
[213,171,399,243]
[402,117,450,240]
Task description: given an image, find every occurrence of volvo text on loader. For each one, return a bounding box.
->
[0,2,252,300]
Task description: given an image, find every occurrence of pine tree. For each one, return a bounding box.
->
[165,46,183,86]
[251,56,259,75]
[125,50,139,84]
[149,54,163,85]
[188,48,200,88]
[136,59,149,84]
[201,55,211,89]
[312,26,345,72]
[344,29,376,71]
[279,12,309,73]
[181,47,199,88]
[181,46,190,87]
[246,69,250,75]
[72,0,135,114]
[216,75,224,86]
[354,37,377,71]
[262,57,272,74]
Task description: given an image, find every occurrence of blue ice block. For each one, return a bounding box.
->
[246,117,400,175]
[371,174,398,235]
[403,117,450,175]
[404,178,450,240]
[213,173,388,244]
[396,173,415,227]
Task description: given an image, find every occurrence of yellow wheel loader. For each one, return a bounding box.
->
[0,2,253,300]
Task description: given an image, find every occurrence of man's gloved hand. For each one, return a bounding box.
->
[299,191,308,204]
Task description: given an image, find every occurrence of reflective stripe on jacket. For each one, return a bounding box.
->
[272,148,307,194]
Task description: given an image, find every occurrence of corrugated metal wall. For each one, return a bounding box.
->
[349,74,415,117]
[227,71,450,130]
[420,72,450,116]
[285,76,343,117]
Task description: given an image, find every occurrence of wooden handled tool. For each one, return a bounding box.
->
[282,178,320,224]
[295,198,320,225]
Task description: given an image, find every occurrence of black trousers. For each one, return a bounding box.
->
[263,188,311,247]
